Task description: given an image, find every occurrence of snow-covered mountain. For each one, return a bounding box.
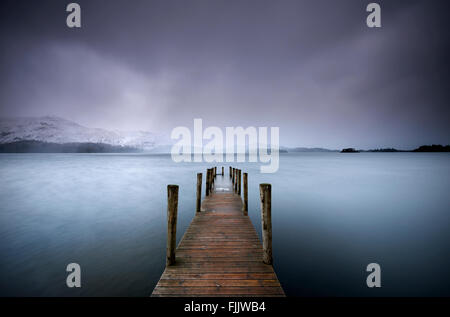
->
[0,116,170,151]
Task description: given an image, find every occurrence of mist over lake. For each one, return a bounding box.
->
[0,152,449,296]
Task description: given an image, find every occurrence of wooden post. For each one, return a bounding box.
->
[236,169,239,194]
[209,168,213,190]
[243,173,248,215]
[238,169,241,196]
[211,168,214,192]
[229,166,232,178]
[196,173,202,213]
[222,166,224,175]
[232,168,235,184]
[210,168,214,189]
[214,167,217,178]
[166,185,179,266]
[260,184,272,265]
[234,169,238,193]
[206,169,210,196]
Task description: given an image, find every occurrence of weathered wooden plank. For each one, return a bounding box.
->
[152,286,285,296]
[163,267,275,273]
[178,243,261,247]
[157,279,281,287]
[177,252,263,255]
[160,273,278,280]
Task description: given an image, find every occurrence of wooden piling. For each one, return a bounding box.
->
[214,167,217,178]
[232,168,235,184]
[210,169,214,192]
[238,169,241,196]
[166,185,179,266]
[208,168,212,191]
[259,184,272,265]
[206,169,210,196]
[229,166,232,178]
[196,173,202,213]
[222,166,224,175]
[243,173,248,215]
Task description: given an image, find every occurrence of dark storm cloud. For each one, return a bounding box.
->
[0,0,449,148]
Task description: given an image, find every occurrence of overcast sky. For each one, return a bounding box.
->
[0,0,449,149]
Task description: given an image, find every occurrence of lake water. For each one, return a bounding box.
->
[0,153,449,296]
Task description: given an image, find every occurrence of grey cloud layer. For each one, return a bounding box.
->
[0,0,448,148]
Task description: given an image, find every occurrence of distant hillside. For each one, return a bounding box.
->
[0,116,155,148]
[0,140,141,153]
[340,145,450,153]
[366,148,401,152]
[283,147,338,152]
[413,144,450,152]
[0,116,172,152]
[341,148,359,153]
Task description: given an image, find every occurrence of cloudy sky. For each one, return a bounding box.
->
[0,0,449,149]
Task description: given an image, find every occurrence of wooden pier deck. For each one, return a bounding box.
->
[151,170,285,297]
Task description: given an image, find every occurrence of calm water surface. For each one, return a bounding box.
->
[0,153,449,296]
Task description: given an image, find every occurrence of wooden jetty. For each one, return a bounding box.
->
[151,167,285,297]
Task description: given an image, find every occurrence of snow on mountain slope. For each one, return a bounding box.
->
[0,116,165,150]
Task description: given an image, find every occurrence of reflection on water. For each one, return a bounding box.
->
[0,153,449,296]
